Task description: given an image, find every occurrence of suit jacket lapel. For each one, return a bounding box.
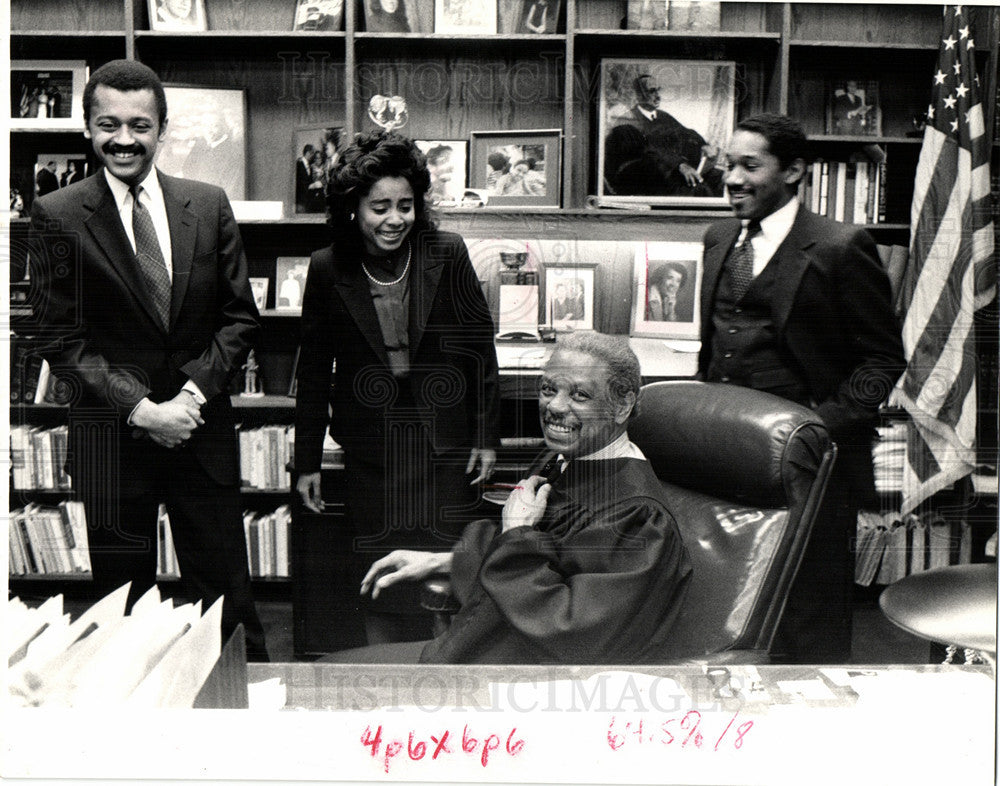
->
[82,173,167,332]
[159,172,196,330]
[768,208,815,335]
[700,220,741,337]
[332,258,392,367]
[408,236,444,358]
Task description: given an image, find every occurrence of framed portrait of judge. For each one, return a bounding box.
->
[597,58,735,207]
[631,241,703,339]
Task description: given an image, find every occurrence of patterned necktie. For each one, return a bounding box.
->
[727,220,762,301]
[130,185,171,329]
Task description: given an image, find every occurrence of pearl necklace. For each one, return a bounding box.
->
[362,243,411,287]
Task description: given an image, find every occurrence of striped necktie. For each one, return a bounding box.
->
[727,220,762,301]
[130,185,171,329]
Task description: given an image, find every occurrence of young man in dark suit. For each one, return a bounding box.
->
[699,113,905,662]
[29,60,267,659]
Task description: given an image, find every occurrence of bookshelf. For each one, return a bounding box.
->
[9,1,999,651]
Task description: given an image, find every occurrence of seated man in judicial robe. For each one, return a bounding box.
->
[358,332,692,664]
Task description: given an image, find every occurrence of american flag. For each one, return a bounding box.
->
[891,5,996,512]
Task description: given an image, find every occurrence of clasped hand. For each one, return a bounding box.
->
[132,391,204,448]
[501,474,551,533]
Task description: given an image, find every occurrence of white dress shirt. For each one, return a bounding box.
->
[736,196,798,277]
[104,168,173,281]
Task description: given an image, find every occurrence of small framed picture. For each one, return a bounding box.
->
[33,154,89,198]
[434,0,497,33]
[597,58,735,207]
[631,241,703,339]
[158,85,246,200]
[543,264,596,332]
[293,123,345,214]
[293,0,344,30]
[414,140,468,206]
[249,277,270,312]
[498,0,560,33]
[10,60,88,130]
[275,257,311,311]
[626,0,668,29]
[470,129,561,208]
[826,80,882,137]
[363,0,415,31]
[147,0,207,30]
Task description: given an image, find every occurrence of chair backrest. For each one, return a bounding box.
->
[630,381,836,660]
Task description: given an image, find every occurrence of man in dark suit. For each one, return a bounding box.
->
[698,113,905,663]
[35,160,59,196]
[29,60,266,659]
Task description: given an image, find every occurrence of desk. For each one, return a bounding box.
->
[237,663,994,785]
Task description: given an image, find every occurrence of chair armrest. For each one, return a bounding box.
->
[421,576,459,614]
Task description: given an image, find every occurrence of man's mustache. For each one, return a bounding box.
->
[103,142,146,155]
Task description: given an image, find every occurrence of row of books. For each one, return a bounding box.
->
[238,424,294,491]
[10,425,70,491]
[9,501,91,576]
[855,510,972,586]
[11,501,290,580]
[801,149,887,225]
[8,585,236,708]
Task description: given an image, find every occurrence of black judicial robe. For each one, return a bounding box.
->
[419,457,692,664]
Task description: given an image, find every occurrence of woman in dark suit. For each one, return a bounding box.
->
[295,131,500,644]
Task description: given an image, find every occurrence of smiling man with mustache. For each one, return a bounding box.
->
[698,113,905,664]
[350,332,692,664]
[29,59,267,660]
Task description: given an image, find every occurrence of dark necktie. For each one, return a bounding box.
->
[727,220,762,301]
[130,185,171,329]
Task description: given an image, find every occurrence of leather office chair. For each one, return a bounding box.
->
[629,381,836,662]
[421,380,836,663]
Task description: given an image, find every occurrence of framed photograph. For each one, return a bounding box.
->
[158,85,246,200]
[826,80,882,137]
[147,0,207,30]
[469,129,561,208]
[626,0,719,30]
[543,264,596,332]
[631,241,703,339]
[434,0,497,33]
[249,277,270,312]
[33,154,89,198]
[626,0,668,29]
[275,257,310,311]
[10,60,88,130]
[293,0,344,30]
[364,0,415,31]
[293,123,345,214]
[414,139,468,206]
[597,58,735,207]
[498,0,560,33]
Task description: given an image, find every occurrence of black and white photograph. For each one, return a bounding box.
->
[147,0,207,30]
[156,85,246,200]
[415,139,467,205]
[293,123,344,214]
[470,129,561,207]
[249,277,270,311]
[827,79,882,136]
[274,257,310,310]
[434,0,497,33]
[33,154,88,198]
[544,264,595,331]
[293,0,344,30]
[363,0,413,31]
[631,241,702,338]
[498,0,560,33]
[598,58,734,206]
[10,60,87,129]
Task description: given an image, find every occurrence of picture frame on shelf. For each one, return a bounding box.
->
[33,154,89,199]
[158,85,247,200]
[364,0,416,32]
[826,80,882,137]
[275,257,310,311]
[543,263,596,332]
[626,0,668,29]
[630,241,703,340]
[147,0,207,31]
[249,277,270,312]
[10,61,88,130]
[434,0,497,34]
[626,0,720,30]
[293,123,345,215]
[597,58,734,207]
[498,0,560,33]
[293,0,344,30]
[414,139,468,206]
[469,129,561,208]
